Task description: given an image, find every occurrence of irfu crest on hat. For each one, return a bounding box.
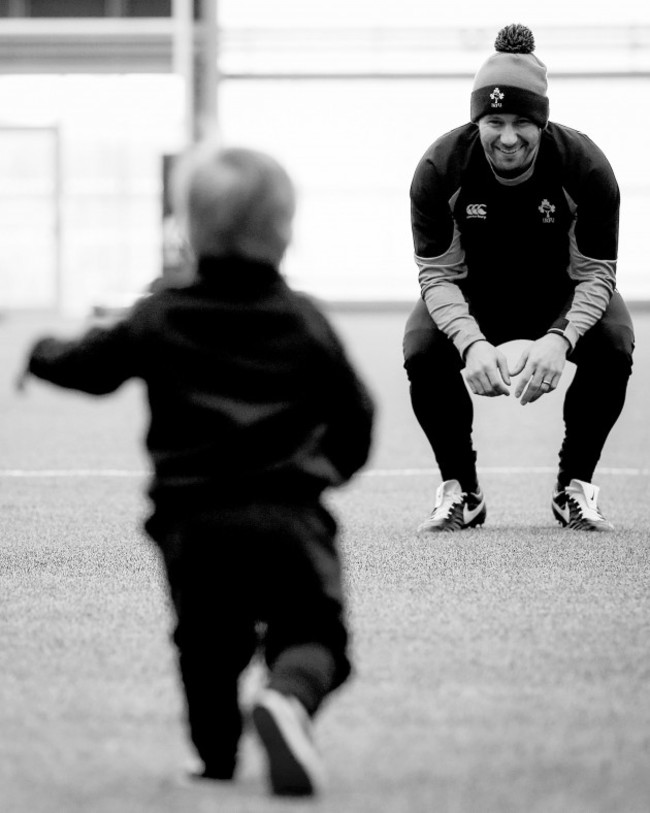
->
[490,87,505,108]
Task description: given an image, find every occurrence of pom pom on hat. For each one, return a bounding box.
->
[494,23,536,54]
[470,24,549,127]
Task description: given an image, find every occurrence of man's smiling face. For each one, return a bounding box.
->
[478,113,542,175]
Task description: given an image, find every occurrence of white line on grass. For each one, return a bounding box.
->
[365,466,650,476]
[0,469,148,477]
[1,466,648,477]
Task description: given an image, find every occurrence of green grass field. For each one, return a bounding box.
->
[1,308,649,813]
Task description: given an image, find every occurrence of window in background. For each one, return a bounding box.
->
[123,0,171,17]
[29,0,106,15]
[0,0,176,16]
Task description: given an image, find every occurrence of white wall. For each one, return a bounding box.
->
[0,15,649,312]
[218,0,650,28]
[0,74,184,314]
[219,75,650,303]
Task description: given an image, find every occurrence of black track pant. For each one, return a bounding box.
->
[403,291,634,492]
[147,501,351,777]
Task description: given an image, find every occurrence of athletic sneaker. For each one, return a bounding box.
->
[417,479,486,533]
[252,688,324,797]
[551,478,614,532]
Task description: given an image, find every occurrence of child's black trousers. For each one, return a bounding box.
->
[148,500,351,776]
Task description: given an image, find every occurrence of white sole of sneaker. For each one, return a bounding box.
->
[252,691,323,796]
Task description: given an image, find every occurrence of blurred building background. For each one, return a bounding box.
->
[0,0,649,313]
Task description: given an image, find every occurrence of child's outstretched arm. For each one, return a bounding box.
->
[22,318,139,396]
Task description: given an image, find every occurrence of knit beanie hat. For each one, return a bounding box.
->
[470,24,549,128]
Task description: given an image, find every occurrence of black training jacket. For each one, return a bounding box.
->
[27,256,375,510]
[410,121,620,356]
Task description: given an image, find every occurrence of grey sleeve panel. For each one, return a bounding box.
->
[416,223,486,357]
[562,220,617,347]
[556,184,617,348]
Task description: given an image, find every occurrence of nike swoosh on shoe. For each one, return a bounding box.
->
[463,501,485,525]
[553,500,570,524]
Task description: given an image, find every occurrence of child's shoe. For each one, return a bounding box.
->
[252,688,324,796]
